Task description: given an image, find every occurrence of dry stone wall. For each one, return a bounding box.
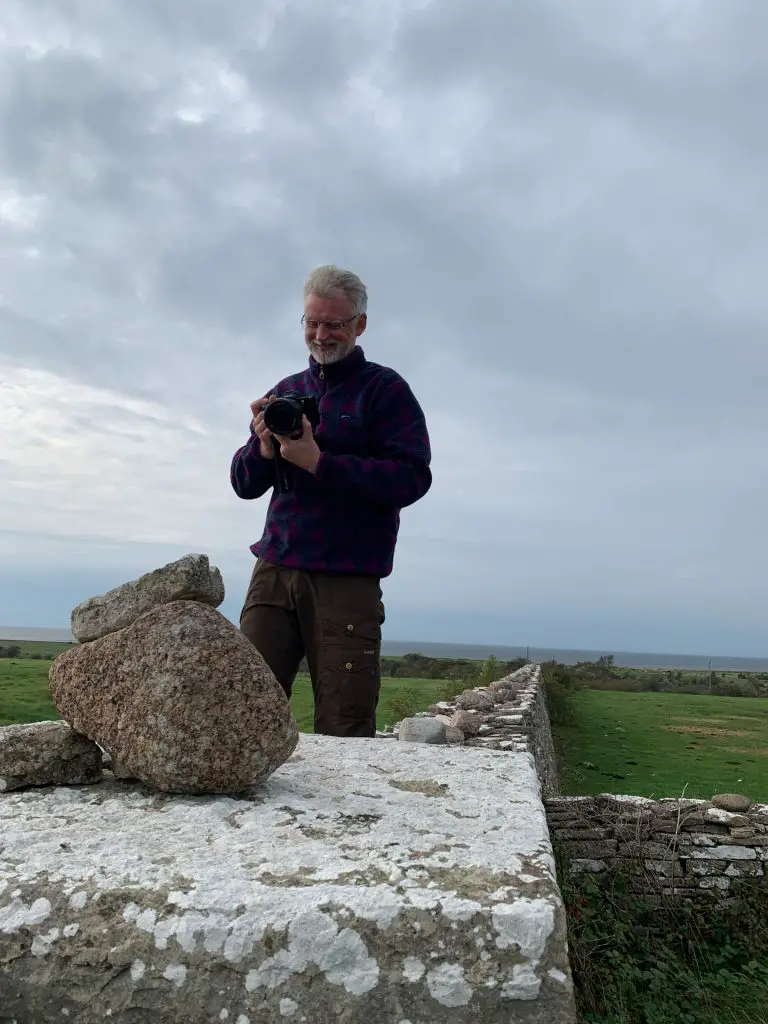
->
[394,666,766,908]
[545,794,768,905]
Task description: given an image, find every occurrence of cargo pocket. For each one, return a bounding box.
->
[316,612,381,733]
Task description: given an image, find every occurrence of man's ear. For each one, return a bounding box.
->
[355,313,367,338]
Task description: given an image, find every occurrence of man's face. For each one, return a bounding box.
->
[303,292,367,365]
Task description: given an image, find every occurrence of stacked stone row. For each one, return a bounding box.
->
[387,664,541,754]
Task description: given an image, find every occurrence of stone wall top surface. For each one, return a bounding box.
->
[1,734,575,1023]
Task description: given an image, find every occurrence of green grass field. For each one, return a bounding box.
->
[0,656,444,733]
[5,641,768,804]
[557,688,768,802]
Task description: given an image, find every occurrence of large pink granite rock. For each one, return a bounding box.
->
[49,600,298,794]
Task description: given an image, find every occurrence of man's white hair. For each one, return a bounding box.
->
[303,264,368,316]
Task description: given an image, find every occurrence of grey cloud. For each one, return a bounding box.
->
[1,0,767,653]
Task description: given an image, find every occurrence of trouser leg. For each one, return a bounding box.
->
[238,559,304,700]
[295,572,385,738]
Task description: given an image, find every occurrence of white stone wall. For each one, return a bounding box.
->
[0,735,578,1023]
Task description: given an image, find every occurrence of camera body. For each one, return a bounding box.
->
[263,392,320,438]
[263,392,321,496]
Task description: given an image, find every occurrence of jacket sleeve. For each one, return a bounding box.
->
[313,377,432,507]
[230,426,276,500]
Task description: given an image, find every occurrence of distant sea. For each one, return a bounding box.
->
[2,625,767,672]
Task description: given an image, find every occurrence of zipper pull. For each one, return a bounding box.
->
[319,367,325,380]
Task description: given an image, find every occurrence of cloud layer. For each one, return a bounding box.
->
[2,0,766,656]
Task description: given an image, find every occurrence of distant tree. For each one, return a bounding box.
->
[5,644,21,659]
[479,655,500,686]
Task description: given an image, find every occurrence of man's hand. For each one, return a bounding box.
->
[275,416,321,475]
[250,396,276,459]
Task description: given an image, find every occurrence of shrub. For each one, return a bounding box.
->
[437,679,472,703]
[540,661,581,726]
[560,863,768,1024]
[385,694,425,723]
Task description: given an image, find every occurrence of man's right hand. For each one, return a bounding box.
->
[250,396,275,459]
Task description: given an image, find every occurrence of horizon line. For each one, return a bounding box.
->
[0,624,766,665]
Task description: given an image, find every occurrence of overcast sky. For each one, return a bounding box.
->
[1,0,766,657]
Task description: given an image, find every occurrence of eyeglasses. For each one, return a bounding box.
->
[301,314,360,332]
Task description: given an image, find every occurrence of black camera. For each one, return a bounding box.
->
[263,393,320,438]
[263,393,321,495]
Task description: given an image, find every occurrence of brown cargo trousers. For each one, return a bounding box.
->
[239,558,385,737]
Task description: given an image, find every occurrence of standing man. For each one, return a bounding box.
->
[230,265,432,737]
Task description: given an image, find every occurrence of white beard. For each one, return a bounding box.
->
[307,339,355,365]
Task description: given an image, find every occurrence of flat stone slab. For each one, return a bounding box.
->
[0,737,575,1023]
[70,553,225,642]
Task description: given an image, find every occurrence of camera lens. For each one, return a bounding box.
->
[263,398,302,436]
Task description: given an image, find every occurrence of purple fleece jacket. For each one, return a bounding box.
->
[230,346,432,578]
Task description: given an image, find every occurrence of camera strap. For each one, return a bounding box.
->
[271,436,292,495]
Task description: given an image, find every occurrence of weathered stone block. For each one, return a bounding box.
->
[711,834,768,847]
[686,861,727,876]
[680,822,731,835]
[618,811,656,828]
[724,862,764,878]
[450,710,484,736]
[445,727,465,745]
[678,835,716,848]
[674,809,709,826]
[0,722,102,792]
[398,718,447,745]
[685,845,758,861]
[699,877,731,890]
[726,827,758,839]
[0,737,577,1023]
[553,828,612,841]
[454,690,495,712]
[711,794,752,813]
[568,859,607,874]
[644,859,682,878]
[618,842,674,860]
[704,807,750,827]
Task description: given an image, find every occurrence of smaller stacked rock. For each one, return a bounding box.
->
[69,551,226,642]
[0,555,298,796]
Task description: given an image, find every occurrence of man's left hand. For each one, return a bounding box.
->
[276,416,321,475]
